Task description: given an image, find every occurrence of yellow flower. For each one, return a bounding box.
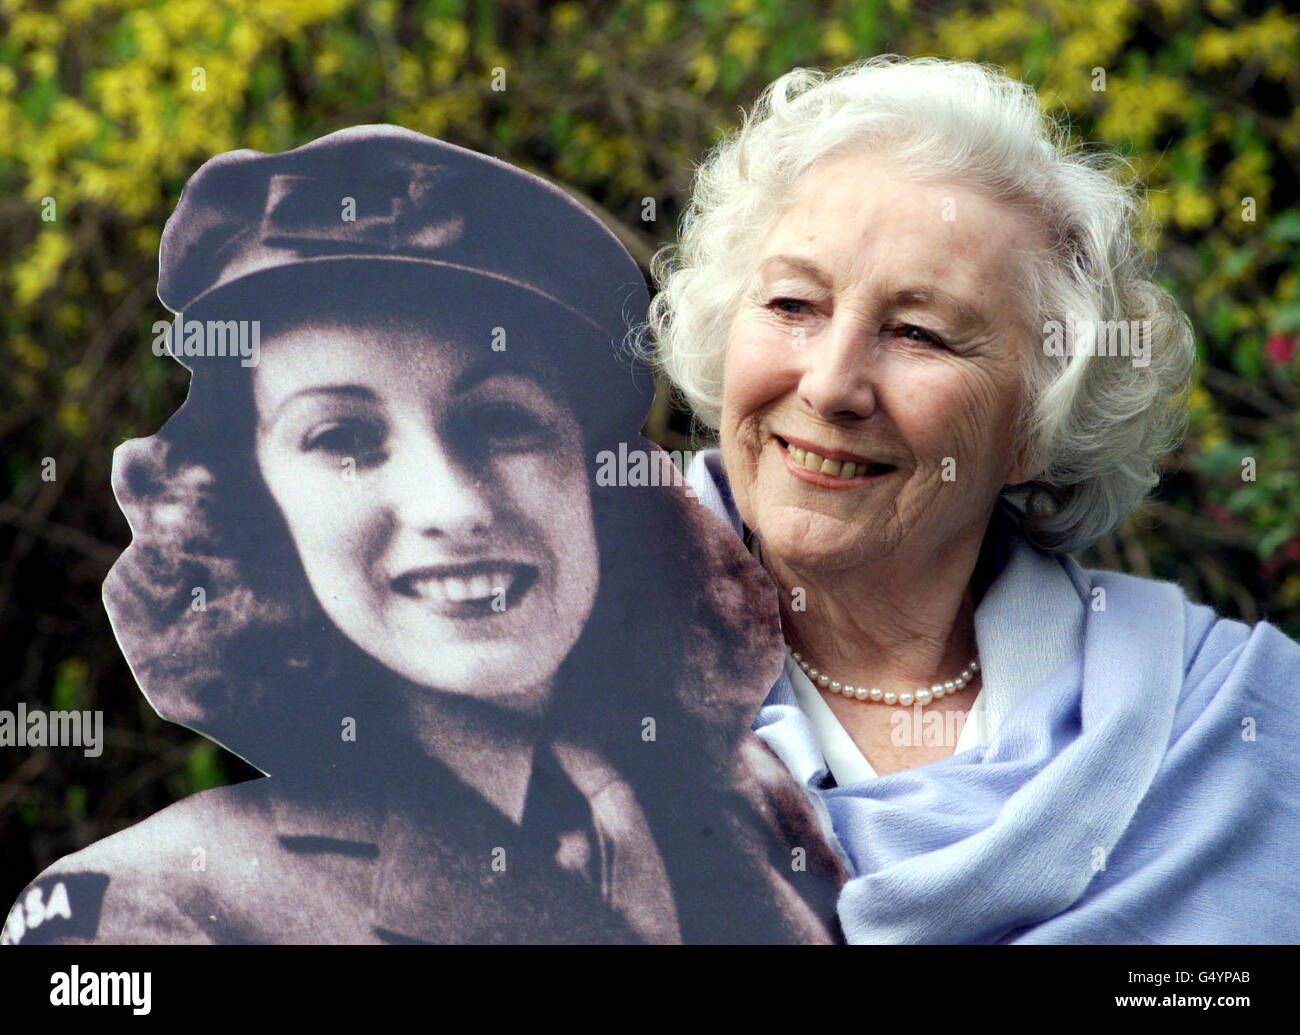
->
[1193,30,1236,71]
[134,11,170,68]
[228,21,261,62]
[56,303,83,334]
[10,335,50,372]
[64,365,90,393]
[549,3,583,34]
[1199,426,1227,453]
[371,0,397,28]
[134,224,162,256]
[432,19,470,59]
[58,401,89,438]
[723,25,764,68]
[394,52,424,98]
[690,52,718,93]
[821,24,856,63]
[576,52,602,82]
[429,56,457,87]
[1278,271,1298,303]
[1172,185,1215,230]
[645,2,674,42]
[25,50,58,80]
[1149,0,1187,19]
[1256,9,1300,79]
[406,100,450,139]
[315,49,343,79]
[13,230,73,306]
[11,11,61,47]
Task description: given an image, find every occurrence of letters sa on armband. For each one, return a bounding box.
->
[1,872,109,945]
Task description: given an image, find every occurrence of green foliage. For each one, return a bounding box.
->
[170,740,228,798]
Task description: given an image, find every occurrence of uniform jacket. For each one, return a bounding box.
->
[5,730,841,945]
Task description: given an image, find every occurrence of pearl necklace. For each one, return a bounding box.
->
[789,647,980,707]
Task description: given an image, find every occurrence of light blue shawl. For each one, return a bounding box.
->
[687,448,1300,943]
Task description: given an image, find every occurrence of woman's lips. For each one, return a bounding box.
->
[391,562,540,616]
[775,435,895,485]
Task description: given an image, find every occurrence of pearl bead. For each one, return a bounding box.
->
[784,643,978,709]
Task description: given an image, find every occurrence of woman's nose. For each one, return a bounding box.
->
[797,313,879,420]
[383,431,493,537]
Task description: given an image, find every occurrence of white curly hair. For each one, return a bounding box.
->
[643,54,1195,553]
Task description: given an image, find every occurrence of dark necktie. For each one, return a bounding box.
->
[520,743,599,883]
[520,740,682,942]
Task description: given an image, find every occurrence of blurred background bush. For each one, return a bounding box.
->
[2,0,1298,909]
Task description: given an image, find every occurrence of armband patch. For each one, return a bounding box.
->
[1,872,110,945]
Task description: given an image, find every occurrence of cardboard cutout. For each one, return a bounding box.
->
[4,126,844,945]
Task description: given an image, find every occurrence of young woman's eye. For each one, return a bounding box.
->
[453,403,556,455]
[301,420,386,460]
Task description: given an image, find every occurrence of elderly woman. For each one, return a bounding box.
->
[649,55,1300,943]
[3,126,842,945]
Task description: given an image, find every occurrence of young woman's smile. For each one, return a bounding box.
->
[252,312,600,706]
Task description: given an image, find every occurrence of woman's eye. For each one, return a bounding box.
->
[301,420,386,460]
[894,325,947,349]
[767,297,812,317]
[454,403,556,455]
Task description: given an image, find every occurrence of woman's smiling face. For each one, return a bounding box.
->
[252,305,600,706]
[719,149,1043,575]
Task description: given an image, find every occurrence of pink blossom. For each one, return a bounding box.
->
[1266,332,1297,366]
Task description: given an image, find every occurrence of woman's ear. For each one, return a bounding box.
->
[1005,451,1031,488]
[1003,426,1041,488]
